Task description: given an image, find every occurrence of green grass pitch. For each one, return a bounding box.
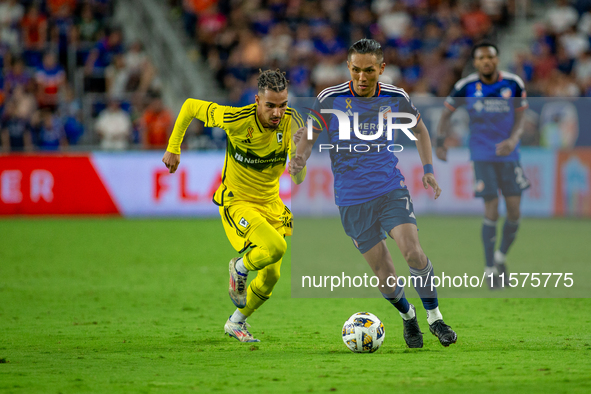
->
[1,217,590,393]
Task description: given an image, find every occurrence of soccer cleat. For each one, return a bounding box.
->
[224,318,260,342]
[429,319,457,347]
[228,257,248,308]
[494,250,510,287]
[402,304,423,348]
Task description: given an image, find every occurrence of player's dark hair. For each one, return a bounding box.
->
[348,38,384,63]
[257,69,289,93]
[471,42,499,58]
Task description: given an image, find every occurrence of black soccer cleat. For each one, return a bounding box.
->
[402,305,423,348]
[495,262,510,287]
[429,320,457,347]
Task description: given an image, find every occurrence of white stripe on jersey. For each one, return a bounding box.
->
[499,71,526,90]
[317,82,350,102]
[453,72,480,91]
[379,82,411,101]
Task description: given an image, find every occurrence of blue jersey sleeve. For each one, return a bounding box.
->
[513,80,528,111]
[444,84,467,111]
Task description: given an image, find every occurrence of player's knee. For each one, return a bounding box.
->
[268,237,287,262]
[403,246,424,266]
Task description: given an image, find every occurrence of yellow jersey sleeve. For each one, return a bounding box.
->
[289,109,307,185]
[166,99,226,154]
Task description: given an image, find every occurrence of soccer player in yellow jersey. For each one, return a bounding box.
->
[162,70,306,342]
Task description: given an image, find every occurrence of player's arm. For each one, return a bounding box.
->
[436,107,453,162]
[496,105,526,156]
[290,128,319,178]
[289,127,307,184]
[412,119,442,200]
[162,98,219,173]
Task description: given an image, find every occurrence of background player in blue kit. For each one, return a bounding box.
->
[437,42,530,289]
[291,39,457,348]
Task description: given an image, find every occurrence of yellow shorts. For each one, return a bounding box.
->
[219,197,293,253]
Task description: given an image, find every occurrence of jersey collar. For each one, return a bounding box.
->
[348,81,382,97]
[480,71,503,85]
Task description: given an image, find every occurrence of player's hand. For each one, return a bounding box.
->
[422,173,442,200]
[293,127,305,145]
[496,137,518,156]
[435,146,448,162]
[162,151,181,173]
[289,155,306,176]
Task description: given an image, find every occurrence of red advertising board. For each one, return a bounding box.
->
[0,155,119,215]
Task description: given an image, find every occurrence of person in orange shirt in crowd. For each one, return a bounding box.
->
[140,92,173,149]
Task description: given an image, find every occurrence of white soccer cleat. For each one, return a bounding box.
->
[228,257,248,308]
[224,318,260,342]
[494,250,509,287]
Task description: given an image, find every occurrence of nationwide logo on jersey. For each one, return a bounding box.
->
[475,82,483,97]
[228,141,287,171]
[501,87,512,99]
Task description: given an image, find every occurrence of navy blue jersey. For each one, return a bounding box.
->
[445,71,528,162]
[311,81,421,206]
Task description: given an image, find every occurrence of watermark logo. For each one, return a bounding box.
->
[306,108,418,153]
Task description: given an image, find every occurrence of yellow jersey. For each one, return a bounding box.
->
[167,99,306,205]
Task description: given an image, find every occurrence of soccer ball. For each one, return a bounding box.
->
[342,312,385,353]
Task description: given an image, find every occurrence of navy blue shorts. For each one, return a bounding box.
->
[339,188,417,254]
[473,161,530,199]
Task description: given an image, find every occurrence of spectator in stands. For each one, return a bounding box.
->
[461,1,493,40]
[75,4,102,43]
[546,0,579,35]
[105,53,130,98]
[20,3,48,68]
[33,108,68,151]
[140,92,173,149]
[35,51,65,110]
[124,41,156,94]
[84,27,124,91]
[59,84,84,145]
[4,58,32,95]
[0,0,25,52]
[95,98,132,150]
[49,3,75,68]
[0,94,34,153]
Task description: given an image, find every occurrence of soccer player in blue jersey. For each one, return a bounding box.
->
[291,39,457,348]
[436,42,530,289]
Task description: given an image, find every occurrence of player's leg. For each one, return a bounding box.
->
[340,201,422,348]
[380,189,456,346]
[361,239,424,348]
[388,223,457,347]
[495,161,530,278]
[474,161,502,288]
[224,222,286,342]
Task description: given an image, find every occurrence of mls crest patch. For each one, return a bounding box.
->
[276,132,283,143]
[379,106,392,119]
[239,218,249,228]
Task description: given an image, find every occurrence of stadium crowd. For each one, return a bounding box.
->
[0,0,172,152]
[3,0,591,151]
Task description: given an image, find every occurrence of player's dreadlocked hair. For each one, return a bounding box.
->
[348,38,384,64]
[257,69,289,93]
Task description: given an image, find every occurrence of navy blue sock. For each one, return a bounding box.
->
[381,283,410,314]
[500,219,519,255]
[409,258,439,310]
[482,218,497,268]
